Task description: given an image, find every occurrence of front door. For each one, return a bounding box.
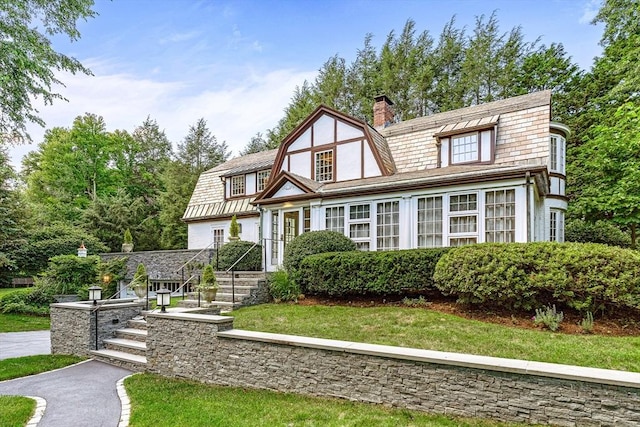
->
[283,211,299,249]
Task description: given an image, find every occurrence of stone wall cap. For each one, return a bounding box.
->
[51,300,143,311]
[146,312,234,324]
[218,329,640,389]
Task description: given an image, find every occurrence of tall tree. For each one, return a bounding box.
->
[0,0,96,143]
[24,113,122,222]
[159,119,229,249]
[0,148,26,284]
[240,132,271,155]
[570,102,640,247]
[429,17,466,113]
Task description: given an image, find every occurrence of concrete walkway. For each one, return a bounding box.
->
[0,360,132,427]
[0,331,51,360]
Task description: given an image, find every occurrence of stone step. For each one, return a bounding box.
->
[127,318,148,330]
[115,327,147,343]
[212,292,247,303]
[215,278,265,286]
[91,349,146,372]
[214,281,262,289]
[214,271,266,279]
[177,299,240,311]
[104,338,147,357]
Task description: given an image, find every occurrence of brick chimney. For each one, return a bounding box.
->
[373,95,394,128]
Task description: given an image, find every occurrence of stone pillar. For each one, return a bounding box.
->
[50,300,144,356]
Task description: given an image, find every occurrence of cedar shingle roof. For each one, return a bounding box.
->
[184,91,552,218]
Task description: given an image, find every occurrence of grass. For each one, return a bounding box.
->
[0,396,35,427]
[0,288,50,332]
[126,373,528,427]
[0,313,50,332]
[231,304,640,372]
[0,355,85,381]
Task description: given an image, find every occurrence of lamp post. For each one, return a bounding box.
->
[88,286,102,350]
[88,286,102,305]
[156,288,171,312]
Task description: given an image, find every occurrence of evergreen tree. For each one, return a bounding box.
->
[0,148,26,284]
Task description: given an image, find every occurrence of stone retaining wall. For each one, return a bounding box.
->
[100,249,215,281]
[146,312,640,426]
[51,300,144,356]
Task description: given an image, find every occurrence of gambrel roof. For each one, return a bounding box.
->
[184,90,553,219]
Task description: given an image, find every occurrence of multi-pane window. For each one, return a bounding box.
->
[376,201,399,251]
[271,212,279,264]
[315,150,333,182]
[549,135,566,174]
[448,193,478,246]
[257,170,271,192]
[450,193,477,211]
[212,228,224,248]
[417,196,443,248]
[451,133,479,164]
[485,189,516,243]
[550,209,565,242]
[325,206,344,233]
[230,175,245,197]
[349,204,371,251]
[303,207,311,233]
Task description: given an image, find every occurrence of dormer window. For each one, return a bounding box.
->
[230,175,245,197]
[315,150,333,182]
[257,170,270,192]
[451,133,479,164]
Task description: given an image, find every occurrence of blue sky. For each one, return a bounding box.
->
[10,0,604,169]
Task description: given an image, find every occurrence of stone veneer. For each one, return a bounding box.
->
[50,300,144,356]
[146,312,640,427]
[100,249,215,281]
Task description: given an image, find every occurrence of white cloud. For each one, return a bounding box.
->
[579,0,600,24]
[160,31,200,44]
[9,66,316,169]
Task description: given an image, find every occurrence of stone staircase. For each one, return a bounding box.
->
[177,271,268,311]
[90,317,148,371]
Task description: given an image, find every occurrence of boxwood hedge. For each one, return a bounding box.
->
[217,241,262,271]
[433,242,640,313]
[297,248,451,296]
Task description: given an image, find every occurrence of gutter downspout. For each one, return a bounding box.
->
[525,172,531,242]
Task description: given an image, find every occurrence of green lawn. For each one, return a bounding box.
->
[0,313,50,333]
[126,373,529,427]
[0,355,85,381]
[230,304,640,372]
[0,288,50,332]
[0,396,35,427]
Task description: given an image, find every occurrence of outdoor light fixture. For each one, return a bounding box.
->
[102,274,111,284]
[88,286,102,305]
[77,242,87,257]
[156,288,171,312]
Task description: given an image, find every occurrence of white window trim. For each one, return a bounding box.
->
[257,170,271,192]
[451,132,479,164]
[348,203,372,251]
[447,191,479,245]
[230,175,245,197]
[550,135,566,175]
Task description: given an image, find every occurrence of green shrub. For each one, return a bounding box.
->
[283,231,356,281]
[217,241,262,271]
[42,255,100,296]
[298,248,451,297]
[434,242,640,313]
[533,304,564,331]
[198,264,218,290]
[566,219,631,247]
[0,279,58,315]
[268,269,300,302]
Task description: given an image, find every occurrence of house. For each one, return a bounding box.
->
[183,90,569,271]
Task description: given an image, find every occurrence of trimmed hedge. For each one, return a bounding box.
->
[217,241,262,271]
[565,219,631,248]
[283,231,357,280]
[433,242,640,313]
[298,248,451,296]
